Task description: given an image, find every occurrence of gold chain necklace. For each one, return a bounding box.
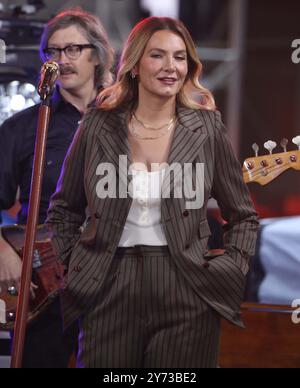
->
[132,113,175,131]
[129,116,177,140]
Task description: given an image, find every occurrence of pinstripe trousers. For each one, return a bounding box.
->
[76,245,221,368]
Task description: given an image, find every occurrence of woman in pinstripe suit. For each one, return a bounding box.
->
[47,17,259,368]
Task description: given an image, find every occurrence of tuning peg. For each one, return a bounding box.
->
[264,140,277,154]
[252,143,259,157]
[280,138,289,152]
[292,136,300,150]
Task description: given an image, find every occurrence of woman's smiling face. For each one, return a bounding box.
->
[135,29,188,101]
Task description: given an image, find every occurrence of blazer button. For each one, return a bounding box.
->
[183,210,189,217]
[202,262,210,269]
[185,244,190,250]
[95,212,101,219]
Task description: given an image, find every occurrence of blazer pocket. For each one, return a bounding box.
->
[80,217,97,246]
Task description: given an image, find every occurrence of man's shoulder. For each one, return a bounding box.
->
[0,104,39,132]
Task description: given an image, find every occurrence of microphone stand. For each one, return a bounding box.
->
[10,62,59,368]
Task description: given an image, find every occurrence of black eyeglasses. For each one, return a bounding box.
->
[43,44,96,61]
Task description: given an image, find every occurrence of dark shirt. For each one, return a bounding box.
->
[0,89,82,224]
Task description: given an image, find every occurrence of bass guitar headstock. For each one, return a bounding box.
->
[243,137,300,185]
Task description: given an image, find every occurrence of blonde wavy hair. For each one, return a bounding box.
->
[98,17,215,111]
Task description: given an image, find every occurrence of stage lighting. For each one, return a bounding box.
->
[0,80,39,125]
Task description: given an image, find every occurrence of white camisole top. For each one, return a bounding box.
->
[118,169,168,247]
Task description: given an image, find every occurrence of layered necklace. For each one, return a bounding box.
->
[129,112,177,140]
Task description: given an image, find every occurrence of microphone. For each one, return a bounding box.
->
[38,61,60,101]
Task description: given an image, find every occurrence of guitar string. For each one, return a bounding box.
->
[245,161,290,179]
[244,150,300,178]
[244,161,294,181]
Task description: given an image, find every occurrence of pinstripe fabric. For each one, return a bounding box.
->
[77,245,220,368]
[46,105,259,333]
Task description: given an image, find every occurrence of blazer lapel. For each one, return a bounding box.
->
[96,108,132,165]
[95,105,209,196]
[95,107,132,190]
[167,106,208,165]
[96,106,208,167]
[162,106,209,196]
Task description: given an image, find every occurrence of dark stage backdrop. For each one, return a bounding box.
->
[239,0,300,217]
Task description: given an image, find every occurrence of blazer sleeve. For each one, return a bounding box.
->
[46,111,92,265]
[211,111,259,275]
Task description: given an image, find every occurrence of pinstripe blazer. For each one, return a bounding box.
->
[46,104,259,329]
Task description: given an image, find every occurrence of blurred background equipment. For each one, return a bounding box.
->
[0,3,45,124]
[0,81,39,124]
[140,0,180,18]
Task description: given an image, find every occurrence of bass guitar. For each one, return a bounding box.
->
[0,224,64,331]
[243,137,300,185]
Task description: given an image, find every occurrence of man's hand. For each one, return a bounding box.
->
[0,235,38,299]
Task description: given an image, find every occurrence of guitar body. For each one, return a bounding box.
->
[0,225,64,331]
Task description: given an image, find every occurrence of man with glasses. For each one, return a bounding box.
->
[0,8,114,368]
